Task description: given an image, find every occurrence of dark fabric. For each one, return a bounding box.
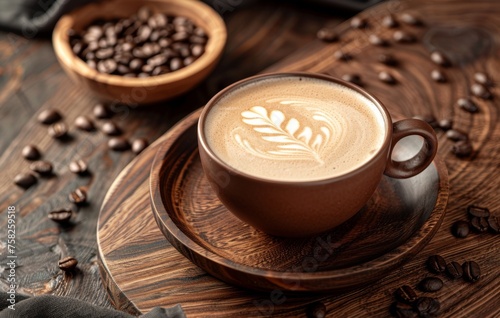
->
[0,293,185,318]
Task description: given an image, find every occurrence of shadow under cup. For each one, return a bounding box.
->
[198,72,437,237]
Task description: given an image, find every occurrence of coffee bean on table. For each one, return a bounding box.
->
[378,53,398,66]
[487,216,500,233]
[446,261,464,279]
[341,74,362,86]
[75,115,95,131]
[22,145,41,160]
[394,285,418,304]
[418,277,443,292]
[378,71,396,84]
[58,256,78,271]
[48,209,72,224]
[451,220,470,238]
[470,83,492,99]
[426,255,446,274]
[333,50,351,61]
[430,51,450,67]
[452,140,473,158]
[382,15,398,28]
[470,216,489,233]
[30,160,53,176]
[69,159,88,175]
[431,69,447,83]
[462,261,480,282]
[390,302,418,318]
[131,138,149,154]
[400,13,422,26]
[101,121,122,136]
[69,187,87,205]
[446,129,468,141]
[306,301,326,318]
[108,137,130,151]
[14,173,37,189]
[368,34,387,46]
[93,103,113,119]
[467,205,490,218]
[438,118,453,131]
[316,27,338,42]
[457,98,478,113]
[38,109,62,124]
[473,72,490,85]
[48,122,69,139]
[414,297,440,315]
[350,17,366,29]
[393,30,415,43]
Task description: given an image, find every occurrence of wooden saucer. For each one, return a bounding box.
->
[149,109,449,293]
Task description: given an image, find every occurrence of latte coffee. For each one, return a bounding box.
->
[203,75,387,181]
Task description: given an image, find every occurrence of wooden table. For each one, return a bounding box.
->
[1,0,499,317]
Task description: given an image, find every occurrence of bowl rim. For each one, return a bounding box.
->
[52,0,227,88]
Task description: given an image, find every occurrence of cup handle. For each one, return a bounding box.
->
[384,118,438,179]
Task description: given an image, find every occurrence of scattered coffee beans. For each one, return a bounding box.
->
[378,71,396,84]
[14,173,37,189]
[48,122,69,139]
[446,129,468,142]
[452,140,473,157]
[382,15,398,28]
[69,159,88,175]
[48,209,72,224]
[93,103,113,119]
[316,27,337,42]
[414,297,440,316]
[431,69,446,83]
[473,72,490,86]
[462,261,480,282]
[101,121,122,136]
[426,255,446,274]
[488,216,499,233]
[29,160,53,176]
[438,118,453,131]
[430,51,450,67]
[69,7,208,77]
[75,116,95,131]
[306,301,326,318]
[350,17,366,29]
[467,205,490,218]
[38,109,62,125]
[377,53,398,66]
[418,277,443,292]
[470,216,489,233]
[470,83,492,99]
[131,138,149,154]
[108,137,130,151]
[451,220,470,238]
[69,187,87,205]
[393,30,415,43]
[394,285,418,304]
[22,145,41,160]
[446,261,463,279]
[341,73,362,86]
[58,256,78,271]
[457,98,478,113]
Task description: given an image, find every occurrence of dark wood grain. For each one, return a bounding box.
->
[148,110,448,292]
[0,0,339,310]
[99,0,500,317]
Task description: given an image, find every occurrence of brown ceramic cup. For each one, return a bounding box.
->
[198,73,437,237]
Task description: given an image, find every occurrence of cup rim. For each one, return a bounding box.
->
[198,72,393,185]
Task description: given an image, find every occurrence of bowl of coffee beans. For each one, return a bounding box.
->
[53,0,227,104]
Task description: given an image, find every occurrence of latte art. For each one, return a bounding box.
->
[204,76,386,181]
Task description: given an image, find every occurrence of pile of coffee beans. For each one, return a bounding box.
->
[451,205,499,237]
[68,6,208,77]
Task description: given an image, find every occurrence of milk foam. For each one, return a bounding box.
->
[204,76,386,181]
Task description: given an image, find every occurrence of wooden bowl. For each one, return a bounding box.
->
[52,0,226,104]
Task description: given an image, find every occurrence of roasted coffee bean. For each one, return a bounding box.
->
[69,187,87,205]
[93,103,113,119]
[97,59,117,74]
[470,216,489,233]
[101,121,122,136]
[183,56,195,66]
[430,51,450,67]
[431,69,447,83]
[14,173,37,189]
[400,13,422,26]
[316,27,337,42]
[22,145,41,160]
[418,277,443,292]
[38,109,62,124]
[446,261,464,279]
[152,66,170,76]
[69,159,88,175]
[169,57,184,71]
[438,118,453,131]
[487,216,500,233]
[473,72,490,85]
[426,255,446,274]
[108,137,130,151]
[87,59,97,69]
[446,129,468,141]
[58,256,78,271]
[393,30,415,43]
[117,64,132,75]
[394,285,418,304]
[467,205,490,218]
[131,138,149,154]
[390,302,418,318]
[341,74,362,86]
[191,44,205,57]
[30,160,53,176]
[462,261,480,282]
[137,6,152,21]
[382,15,398,28]
[75,116,95,131]
[48,122,69,139]
[48,209,72,224]
[368,34,387,46]
[452,140,473,157]
[451,220,470,238]
[306,301,326,318]
[378,71,396,84]
[378,53,398,66]
[333,50,351,62]
[471,83,492,99]
[95,47,114,59]
[350,17,366,28]
[414,297,440,315]
[457,98,479,113]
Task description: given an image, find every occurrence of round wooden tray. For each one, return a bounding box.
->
[97,109,449,315]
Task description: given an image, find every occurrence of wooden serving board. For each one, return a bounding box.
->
[98,0,500,317]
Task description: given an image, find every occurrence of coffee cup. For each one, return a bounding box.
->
[198,72,437,237]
